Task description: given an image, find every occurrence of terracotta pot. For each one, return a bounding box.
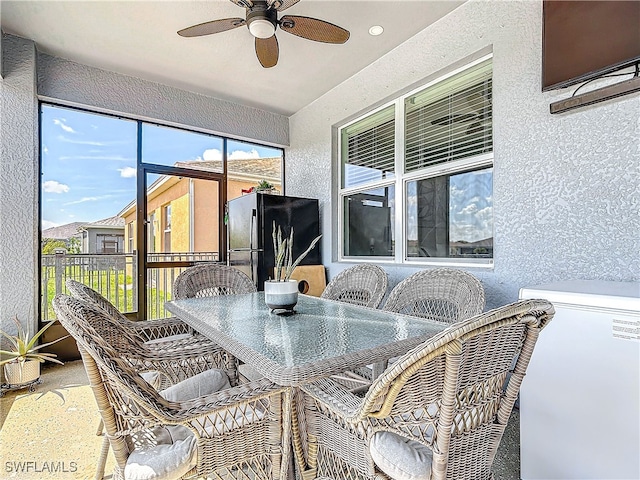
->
[264,279,298,312]
[3,360,40,386]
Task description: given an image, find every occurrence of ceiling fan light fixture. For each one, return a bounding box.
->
[248,18,276,38]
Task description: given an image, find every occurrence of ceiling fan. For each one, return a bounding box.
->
[177,0,350,68]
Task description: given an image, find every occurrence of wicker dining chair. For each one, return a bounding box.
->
[296,299,555,480]
[53,294,291,480]
[173,263,257,299]
[173,263,260,382]
[321,264,388,309]
[382,268,485,323]
[66,278,197,343]
[63,281,239,479]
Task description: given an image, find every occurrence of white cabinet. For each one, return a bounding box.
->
[519,280,640,480]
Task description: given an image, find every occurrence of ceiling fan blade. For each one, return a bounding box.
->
[177,18,246,37]
[279,15,350,44]
[255,35,279,68]
[266,0,300,11]
[229,0,254,8]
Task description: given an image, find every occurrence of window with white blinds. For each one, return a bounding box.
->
[405,59,492,172]
[341,105,395,189]
[337,55,493,266]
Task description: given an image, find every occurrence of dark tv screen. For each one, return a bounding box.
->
[542,1,640,91]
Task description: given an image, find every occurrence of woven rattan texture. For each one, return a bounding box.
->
[321,264,388,309]
[52,294,290,480]
[173,264,257,299]
[382,268,485,323]
[298,299,554,480]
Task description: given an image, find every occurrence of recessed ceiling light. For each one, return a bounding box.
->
[369,25,384,36]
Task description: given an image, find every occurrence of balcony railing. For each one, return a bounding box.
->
[42,251,219,322]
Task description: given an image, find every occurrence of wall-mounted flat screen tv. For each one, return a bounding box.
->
[542,0,640,91]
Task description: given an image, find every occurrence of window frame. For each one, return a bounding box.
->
[337,54,494,268]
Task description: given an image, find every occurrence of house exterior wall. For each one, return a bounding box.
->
[120,176,254,258]
[286,0,640,309]
[172,193,190,253]
[193,178,219,253]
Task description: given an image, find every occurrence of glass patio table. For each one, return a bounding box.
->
[165,292,448,386]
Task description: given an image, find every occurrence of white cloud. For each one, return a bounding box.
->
[195,148,262,162]
[42,220,59,230]
[459,203,478,216]
[202,148,222,161]
[43,146,49,155]
[43,180,70,194]
[60,154,133,162]
[57,136,131,147]
[118,167,137,178]
[64,195,112,206]
[229,148,260,160]
[53,118,76,134]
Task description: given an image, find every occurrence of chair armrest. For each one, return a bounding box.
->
[134,378,287,428]
[128,316,194,341]
[301,377,364,422]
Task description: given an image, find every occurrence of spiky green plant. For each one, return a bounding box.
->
[271,221,321,282]
[0,316,67,366]
[256,180,275,191]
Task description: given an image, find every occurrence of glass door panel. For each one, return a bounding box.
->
[144,171,221,319]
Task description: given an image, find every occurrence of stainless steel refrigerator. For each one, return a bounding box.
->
[227,193,321,290]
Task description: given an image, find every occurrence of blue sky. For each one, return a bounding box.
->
[41,105,280,229]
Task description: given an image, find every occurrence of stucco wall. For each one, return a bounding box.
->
[0,35,39,336]
[37,53,288,147]
[286,0,640,309]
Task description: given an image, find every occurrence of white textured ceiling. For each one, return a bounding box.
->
[1,0,464,116]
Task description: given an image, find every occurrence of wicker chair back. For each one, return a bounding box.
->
[173,264,256,299]
[383,268,485,323]
[321,264,388,309]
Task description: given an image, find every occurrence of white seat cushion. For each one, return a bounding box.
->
[139,370,163,389]
[124,369,231,480]
[124,434,197,480]
[369,431,433,480]
[159,369,230,402]
[144,333,193,345]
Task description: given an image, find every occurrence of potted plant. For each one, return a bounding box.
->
[0,315,67,388]
[265,222,321,312]
[255,180,276,194]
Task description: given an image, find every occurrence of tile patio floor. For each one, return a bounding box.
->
[0,361,521,480]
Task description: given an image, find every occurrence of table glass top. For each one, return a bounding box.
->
[167,293,445,374]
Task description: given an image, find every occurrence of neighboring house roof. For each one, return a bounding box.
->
[80,215,125,231]
[174,156,282,182]
[42,222,85,240]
